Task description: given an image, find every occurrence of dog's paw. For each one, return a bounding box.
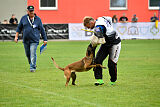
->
[51,57,54,61]
[102,67,107,69]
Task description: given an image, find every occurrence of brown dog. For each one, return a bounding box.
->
[51,44,106,86]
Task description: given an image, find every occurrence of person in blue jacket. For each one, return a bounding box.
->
[14,5,47,72]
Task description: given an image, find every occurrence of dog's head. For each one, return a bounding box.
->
[86,43,96,57]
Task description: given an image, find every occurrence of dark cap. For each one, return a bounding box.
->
[27,5,34,11]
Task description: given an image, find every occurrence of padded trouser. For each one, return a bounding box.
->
[93,42,121,82]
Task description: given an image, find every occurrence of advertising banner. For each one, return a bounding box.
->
[69,22,160,40]
[0,24,22,40]
[114,22,160,39]
[1,23,160,40]
[44,24,69,39]
[0,24,69,40]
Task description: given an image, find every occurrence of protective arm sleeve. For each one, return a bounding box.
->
[94,25,106,38]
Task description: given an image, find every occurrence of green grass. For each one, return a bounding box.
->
[0,40,160,107]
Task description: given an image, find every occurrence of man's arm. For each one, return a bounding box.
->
[119,17,122,22]
[15,18,18,24]
[14,32,19,43]
[14,17,23,43]
[126,17,128,21]
[9,18,12,24]
[150,17,154,22]
[39,19,47,45]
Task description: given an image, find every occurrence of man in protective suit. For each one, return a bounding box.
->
[83,16,121,86]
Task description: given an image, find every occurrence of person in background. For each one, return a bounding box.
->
[119,13,128,23]
[2,20,9,24]
[112,15,118,23]
[131,14,138,23]
[14,5,47,72]
[150,12,158,22]
[9,14,18,24]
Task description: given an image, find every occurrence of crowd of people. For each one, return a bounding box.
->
[0,12,158,24]
[112,12,158,23]
[0,14,18,24]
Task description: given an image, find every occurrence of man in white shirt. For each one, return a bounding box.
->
[83,16,121,85]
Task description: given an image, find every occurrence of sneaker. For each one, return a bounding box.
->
[30,70,35,72]
[94,79,104,86]
[110,82,116,85]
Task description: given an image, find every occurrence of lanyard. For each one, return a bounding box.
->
[27,16,34,28]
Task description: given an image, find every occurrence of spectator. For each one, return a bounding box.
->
[119,13,128,23]
[14,5,47,72]
[131,14,138,23]
[2,20,9,24]
[112,15,118,23]
[150,12,158,22]
[9,14,18,24]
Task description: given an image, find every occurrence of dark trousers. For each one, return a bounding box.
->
[93,44,118,82]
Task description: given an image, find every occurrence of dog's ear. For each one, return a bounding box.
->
[89,43,97,51]
[87,48,91,56]
[86,44,92,56]
[87,43,97,58]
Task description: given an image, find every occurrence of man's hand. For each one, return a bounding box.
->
[13,21,16,24]
[14,37,18,43]
[43,41,47,46]
[14,32,19,43]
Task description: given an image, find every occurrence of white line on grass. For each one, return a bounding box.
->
[1,80,103,107]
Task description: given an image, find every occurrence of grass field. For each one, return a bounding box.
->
[0,40,160,107]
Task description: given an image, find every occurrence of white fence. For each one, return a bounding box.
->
[69,22,160,40]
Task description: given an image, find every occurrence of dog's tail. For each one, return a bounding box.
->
[51,57,64,71]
